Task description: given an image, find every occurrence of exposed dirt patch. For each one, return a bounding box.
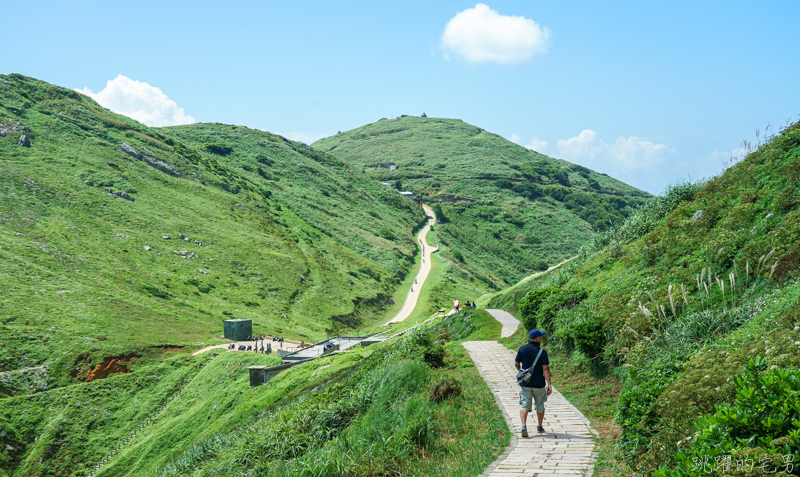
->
[71,354,141,382]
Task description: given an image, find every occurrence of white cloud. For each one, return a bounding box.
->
[441,3,550,64]
[510,133,521,144]
[524,137,548,152]
[556,130,603,159]
[556,130,672,169]
[76,75,195,127]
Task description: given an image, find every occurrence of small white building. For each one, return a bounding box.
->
[399,191,415,200]
[381,182,392,188]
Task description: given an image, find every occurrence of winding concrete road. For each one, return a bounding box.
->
[485,308,521,338]
[385,204,438,325]
[464,310,598,477]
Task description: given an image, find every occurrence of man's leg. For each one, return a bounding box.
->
[537,411,545,426]
[520,409,528,426]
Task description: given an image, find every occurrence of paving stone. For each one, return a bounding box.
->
[463,340,598,477]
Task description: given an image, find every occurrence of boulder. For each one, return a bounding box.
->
[198,268,207,275]
[118,142,140,159]
[18,134,30,147]
[691,210,705,222]
[84,180,94,186]
[421,112,427,117]
[161,235,171,240]
[143,155,180,177]
[144,246,151,251]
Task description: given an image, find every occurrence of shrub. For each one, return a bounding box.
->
[494,179,513,189]
[567,318,605,358]
[378,227,396,240]
[655,357,800,477]
[429,378,462,403]
[204,143,233,155]
[423,344,446,368]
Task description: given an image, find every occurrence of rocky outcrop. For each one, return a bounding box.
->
[0,118,31,141]
[118,142,141,159]
[107,189,135,202]
[118,142,180,177]
[143,155,180,177]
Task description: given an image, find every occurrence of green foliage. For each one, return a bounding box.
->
[202,143,233,156]
[486,118,800,473]
[655,357,800,477]
[518,285,587,331]
[314,116,649,291]
[494,178,513,189]
[143,329,507,477]
[0,74,424,399]
[566,318,606,358]
[511,181,543,200]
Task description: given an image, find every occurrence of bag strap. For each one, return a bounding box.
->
[523,348,544,374]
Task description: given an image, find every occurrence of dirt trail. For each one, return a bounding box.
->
[385,204,437,325]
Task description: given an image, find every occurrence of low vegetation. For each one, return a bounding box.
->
[314,116,650,292]
[487,119,800,475]
[0,74,423,397]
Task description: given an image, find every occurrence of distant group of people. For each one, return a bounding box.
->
[228,341,273,354]
[452,299,477,311]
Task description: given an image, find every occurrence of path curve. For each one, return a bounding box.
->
[385,204,437,325]
[485,309,521,338]
[463,323,597,476]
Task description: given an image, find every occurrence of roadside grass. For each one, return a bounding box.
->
[315,116,650,293]
[483,118,800,476]
[0,74,423,399]
[145,327,508,477]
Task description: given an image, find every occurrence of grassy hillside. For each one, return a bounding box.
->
[0,74,424,397]
[487,120,800,475]
[314,116,650,292]
[1,319,509,477]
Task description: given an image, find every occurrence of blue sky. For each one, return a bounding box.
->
[5,0,799,193]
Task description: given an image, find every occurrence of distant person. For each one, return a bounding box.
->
[471,302,477,310]
[515,329,552,437]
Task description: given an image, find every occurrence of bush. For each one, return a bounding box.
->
[567,318,605,358]
[512,182,543,200]
[204,143,233,155]
[378,227,396,240]
[429,378,462,403]
[423,344,446,368]
[655,357,800,477]
[494,179,513,189]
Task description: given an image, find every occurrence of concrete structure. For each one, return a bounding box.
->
[223,319,252,341]
[381,182,392,187]
[249,362,308,387]
[360,337,386,347]
[399,191,415,200]
[377,159,397,171]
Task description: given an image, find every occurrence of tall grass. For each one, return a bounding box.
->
[580,180,703,259]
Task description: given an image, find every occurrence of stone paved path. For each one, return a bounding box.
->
[485,309,521,338]
[463,340,597,477]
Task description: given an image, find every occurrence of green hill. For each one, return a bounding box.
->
[314,116,651,295]
[486,120,800,475]
[0,74,424,396]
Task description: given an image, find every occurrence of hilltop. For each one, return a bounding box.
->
[486,119,800,474]
[314,116,651,298]
[0,74,424,396]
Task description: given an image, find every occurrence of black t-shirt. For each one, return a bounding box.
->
[515,343,549,388]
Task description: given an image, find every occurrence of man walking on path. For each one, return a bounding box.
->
[514,329,552,437]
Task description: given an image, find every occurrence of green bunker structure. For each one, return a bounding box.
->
[224,319,252,341]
